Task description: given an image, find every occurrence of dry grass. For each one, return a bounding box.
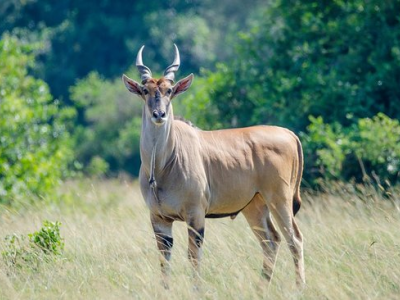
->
[0,179,399,299]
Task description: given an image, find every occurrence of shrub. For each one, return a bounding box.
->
[2,220,64,269]
[0,34,75,205]
[70,71,142,176]
[303,113,400,186]
[28,220,64,256]
[87,156,110,177]
[189,0,400,132]
[2,234,34,269]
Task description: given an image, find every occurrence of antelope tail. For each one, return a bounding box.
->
[293,136,303,216]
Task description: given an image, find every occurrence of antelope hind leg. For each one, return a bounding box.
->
[242,193,281,285]
[267,191,305,288]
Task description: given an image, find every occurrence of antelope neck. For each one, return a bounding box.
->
[140,108,175,177]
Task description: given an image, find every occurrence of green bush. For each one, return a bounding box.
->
[174,68,224,130]
[2,234,34,269]
[184,0,400,133]
[87,156,110,177]
[70,71,142,176]
[0,34,75,205]
[303,113,400,186]
[2,220,64,269]
[28,220,64,256]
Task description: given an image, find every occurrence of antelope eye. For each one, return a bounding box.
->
[142,88,149,95]
[167,88,172,95]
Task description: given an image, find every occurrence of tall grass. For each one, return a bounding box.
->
[0,180,399,299]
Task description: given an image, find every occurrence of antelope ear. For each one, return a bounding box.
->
[171,73,194,99]
[122,74,143,97]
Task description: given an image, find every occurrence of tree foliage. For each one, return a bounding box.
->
[0,0,265,101]
[179,0,400,184]
[70,72,142,176]
[0,35,74,204]
[2,1,400,185]
[303,113,400,185]
[185,0,400,131]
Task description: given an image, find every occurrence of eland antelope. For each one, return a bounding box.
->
[122,45,305,288]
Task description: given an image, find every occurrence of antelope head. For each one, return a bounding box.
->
[122,44,193,126]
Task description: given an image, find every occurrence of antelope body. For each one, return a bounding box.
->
[122,45,305,288]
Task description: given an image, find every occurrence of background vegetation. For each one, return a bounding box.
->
[1,1,400,297]
[0,35,74,205]
[2,0,400,190]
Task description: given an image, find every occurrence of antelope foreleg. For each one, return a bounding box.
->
[151,214,174,289]
[186,213,205,288]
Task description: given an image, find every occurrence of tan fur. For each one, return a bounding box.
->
[122,73,305,289]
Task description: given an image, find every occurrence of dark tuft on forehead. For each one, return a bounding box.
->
[145,78,158,85]
[158,78,173,88]
[144,78,172,88]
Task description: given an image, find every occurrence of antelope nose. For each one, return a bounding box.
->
[153,110,166,119]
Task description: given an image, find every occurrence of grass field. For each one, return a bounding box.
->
[0,179,399,299]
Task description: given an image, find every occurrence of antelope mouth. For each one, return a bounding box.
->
[151,117,168,125]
